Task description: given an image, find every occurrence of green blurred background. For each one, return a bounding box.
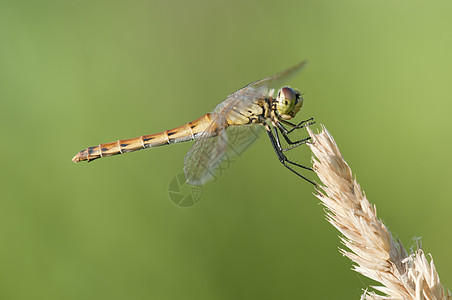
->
[1,0,451,299]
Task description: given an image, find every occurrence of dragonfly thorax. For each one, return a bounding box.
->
[275,87,303,120]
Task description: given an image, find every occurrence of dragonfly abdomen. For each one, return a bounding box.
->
[72,113,213,163]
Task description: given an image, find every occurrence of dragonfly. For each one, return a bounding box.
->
[72,61,316,186]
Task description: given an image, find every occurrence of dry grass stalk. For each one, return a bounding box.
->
[307,125,451,300]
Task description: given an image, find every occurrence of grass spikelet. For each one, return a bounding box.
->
[307,125,451,300]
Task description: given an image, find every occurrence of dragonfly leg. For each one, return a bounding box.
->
[265,125,316,186]
[275,121,311,152]
[280,117,315,134]
[272,127,312,172]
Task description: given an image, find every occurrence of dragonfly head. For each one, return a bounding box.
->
[275,87,303,120]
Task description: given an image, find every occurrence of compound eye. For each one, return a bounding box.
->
[276,87,296,115]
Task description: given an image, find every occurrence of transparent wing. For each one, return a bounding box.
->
[183,119,228,186]
[218,61,307,113]
[183,87,264,186]
[183,123,262,186]
[183,61,306,185]
[210,124,262,182]
[222,124,263,158]
[236,60,307,97]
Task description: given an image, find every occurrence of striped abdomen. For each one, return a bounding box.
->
[72,114,214,163]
